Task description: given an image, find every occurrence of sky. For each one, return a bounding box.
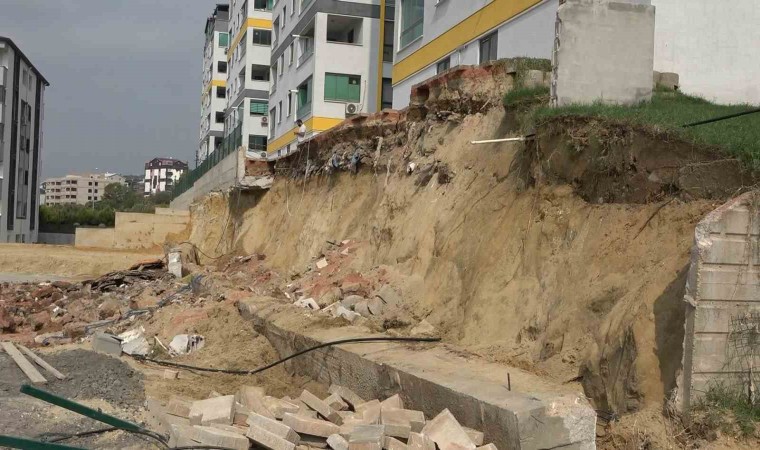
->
[0,0,218,179]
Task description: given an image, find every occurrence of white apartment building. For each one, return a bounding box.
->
[144,157,188,195]
[264,0,395,160]
[199,4,230,165]
[224,0,273,157]
[391,0,556,109]
[0,37,48,244]
[43,173,126,206]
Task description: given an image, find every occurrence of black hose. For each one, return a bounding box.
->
[132,336,441,375]
[682,107,760,128]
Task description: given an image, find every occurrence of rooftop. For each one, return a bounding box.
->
[0,36,50,86]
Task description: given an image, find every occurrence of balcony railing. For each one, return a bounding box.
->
[172,123,242,199]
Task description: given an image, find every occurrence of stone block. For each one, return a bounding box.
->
[211,423,248,435]
[193,425,250,450]
[463,427,484,446]
[349,443,381,450]
[657,72,679,90]
[349,425,384,444]
[264,396,300,419]
[168,423,197,448]
[367,297,385,316]
[189,395,235,425]
[234,411,249,426]
[357,400,380,425]
[341,295,365,309]
[317,258,329,269]
[380,395,403,411]
[167,397,192,418]
[326,394,349,411]
[328,433,349,450]
[300,435,329,448]
[240,385,275,419]
[92,332,121,356]
[408,433,435,450]
[384,437,407,450]
[421,409,476,450]
[283,413,340,438]
[301,390,340,423]
[248,424,298,450]
[381,408,425,434]
[373,285,401,307]
[354,300,371,317]
[328,385,365,409]
[522,69,547,89]
[247,412,300,443]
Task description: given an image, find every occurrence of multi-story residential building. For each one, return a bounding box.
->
[391,0,556,109]
[0,37,49,243]
[224,0,273,158]
[264,0,395,160]
[199,4,230,165]
[43,173,126,206]
[144,158,188,195]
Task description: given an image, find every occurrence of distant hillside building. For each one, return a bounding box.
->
[144,158,188,195]
[43,173,126,206]
[0,37,49,243]
[122,174,144,194]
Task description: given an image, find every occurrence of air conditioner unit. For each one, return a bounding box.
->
[345,103,359,116]
[261,116,269,125]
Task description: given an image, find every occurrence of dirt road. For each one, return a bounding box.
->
[0,244,161,278]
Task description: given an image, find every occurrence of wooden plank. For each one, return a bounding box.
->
[18,344,66,380]
[0,342,47,384]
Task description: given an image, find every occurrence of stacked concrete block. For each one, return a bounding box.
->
[188,395,235,425]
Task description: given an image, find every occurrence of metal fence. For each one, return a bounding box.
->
[173,124,242,199]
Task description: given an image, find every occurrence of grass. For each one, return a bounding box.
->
[692,383,760,438]
[503,86,550,109]
[531,89,760,169]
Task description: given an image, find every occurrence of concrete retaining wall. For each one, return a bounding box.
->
[75,210,189,250]
[554,0,655,106]
[678,192,760,412]
[37,232,75,245]
[170,148,240,210]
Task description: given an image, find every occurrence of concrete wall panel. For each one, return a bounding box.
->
[75,228,116,249]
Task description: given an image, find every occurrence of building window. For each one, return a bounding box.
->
[88,189,92,193]
[436,56,450,74]
[479,31,498,64]
[400,0,424,48]
[250,100,268,115]
[216,86,226,98]
[289,43,295,65]
[381,78,393,109]
[279,55,284,77]
[251,65,270,81]
[287,92,293,117]
[297,77,312,118]
[383,20,394,62]
[324,73,361,102]
[218,61,227,73]
[253,0,272,11]
[326,15,363,44]
[282,7,287,26]
[278,101,283,123]
[252,29,272,46]
[219,32,229,47]
[269,107,276,136]
[249,135,267,151]
[215,111,225,123]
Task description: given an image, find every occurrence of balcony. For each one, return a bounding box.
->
[297,46,314,67]
[297,102,312,119]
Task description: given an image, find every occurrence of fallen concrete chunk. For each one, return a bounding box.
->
[367,297,385,316]
[168,423,197,448]
[168,249,183,278]
[349,443,381,450]
[326,394,349,411]
[407,433,435,450]
[354,300,370,317]
[300,434,329,448]
[234,411,249,426]
[476,444,497,450]
[380,395,403,411]
[381,408,425,433]
[356,400,381,425]
[239,386,275,419]
[384,436,407,450]
[167,397,192,418]
[317,258,329,269]
[193,425,249,450]
[34,331,69,345]
[340,295,364,309]
[349,424,384,444]
[328,433,349,450]
[294,298,321,311]
[328,385,365,409]
[301,390,338,421]
[410,320,436,336]
[283,413,340,438]
[334,305,361,323]
[374,285,401,308]
[421,409,475,450]
[189,395,235,425]
[463,427,484,446]
[119,327,149,356]
[248,423,297,450]
[169,334,205,355]
[247,412,300,444]
[92,332,121,356]
[263,396,300,419]
[211,423,248,435]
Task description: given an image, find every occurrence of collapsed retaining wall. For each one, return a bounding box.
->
[678,191,760,412]
[75,209,189,250]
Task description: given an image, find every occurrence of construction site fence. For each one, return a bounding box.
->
[173,125,242,199]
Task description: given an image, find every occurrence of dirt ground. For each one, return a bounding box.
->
[0,243,161,278]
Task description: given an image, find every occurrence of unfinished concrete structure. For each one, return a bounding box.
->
[75,208,189,250]
[553,0,655,106]
[678,192,760,413]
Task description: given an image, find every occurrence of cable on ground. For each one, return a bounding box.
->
[131,336,441,375]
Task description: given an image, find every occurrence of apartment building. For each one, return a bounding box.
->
[0,37,48,243]
[264,0,395,160]
[144,158,188,195]
[391,0,556,109]
[199,4,231,165]
[223,0,273,158]
[43,173,126,206]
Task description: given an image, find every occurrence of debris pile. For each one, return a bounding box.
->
[153,383,496,450]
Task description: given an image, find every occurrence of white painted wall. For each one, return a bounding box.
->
[652,0,760,105]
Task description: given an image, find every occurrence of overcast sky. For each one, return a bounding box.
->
[1,0,217,178]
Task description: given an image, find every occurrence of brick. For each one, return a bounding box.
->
[296,400,319,418]
[380,395,403,411]
[264,396,300,419]
[328,385,366,409]
[407,433,435,450]
[328,434,349,450]
[234,411,249,426]
[192,425,250,450]
[463,427,484,446]
[283,413,340,438]
[211,423,248,435]
[381,408,425,434]
[301,390,339,423]
[166,397,192,418]
[239,385,275,419]
[248,423,297,450]
[188,395,235,425]
[300,434,329,448]
[247,412,300,443]
[421,409,475,450]
[356,400,381,425]
[326,394,349,411]
[168,423,197,448]
[349,425,384,444]
[384,437,407,450]
[476,445,497,450]
[349,443,381,450]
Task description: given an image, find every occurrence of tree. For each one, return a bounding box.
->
[102,183,140,210]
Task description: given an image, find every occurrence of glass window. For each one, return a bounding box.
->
[437,56,450,74]
[252,29,272,46]
[215,111,225,123]
[400,0,423,48]
[479,32,498,64]
[250,100,268,115]
[218,32,229,47]
[254,0,273,10]
[218,61,227,73]
[216,86,226,98]
[324,73,361,102]
[381,78,393,109]
[248,135,267,151]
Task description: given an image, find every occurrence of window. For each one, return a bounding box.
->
[383,20,394,62]
[215,111,225,123]
[218,61,227,73]
[297,78,312,117]
[250,100,268,115]
[216,86,226,98]
[287,92,293,117]
[252,29,272,46]
[253,0,273,10]
[324,73,361,102]
[381,78,393,109]
[278,101,283,122]
[291,0,296,15]
[289,43,295,65]
[249,135,267,151]
[279,55,284,77]
[479,31,498,64]
[400,0,424,48]
[251,65,270,81]
[88,189,92,193]
[219,32,229,47]
[436,56,450,74]
[269,108,276,135]
[282,7,287,26]
[326,15,362,44]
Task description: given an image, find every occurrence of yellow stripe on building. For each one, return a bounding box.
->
[266,117,345,153]
[392,0,543,84]
[227,18,274,62]
[204,79,227,92]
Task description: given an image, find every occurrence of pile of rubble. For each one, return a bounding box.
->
[154,383,496,450]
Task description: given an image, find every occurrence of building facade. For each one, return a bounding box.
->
[391,0,556,109]
[0,37,48,243]
[199,4,231,165]
[264,0,395,160]
[144,158,188,195]
[43,173,126,206]
[223,0,273,159]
